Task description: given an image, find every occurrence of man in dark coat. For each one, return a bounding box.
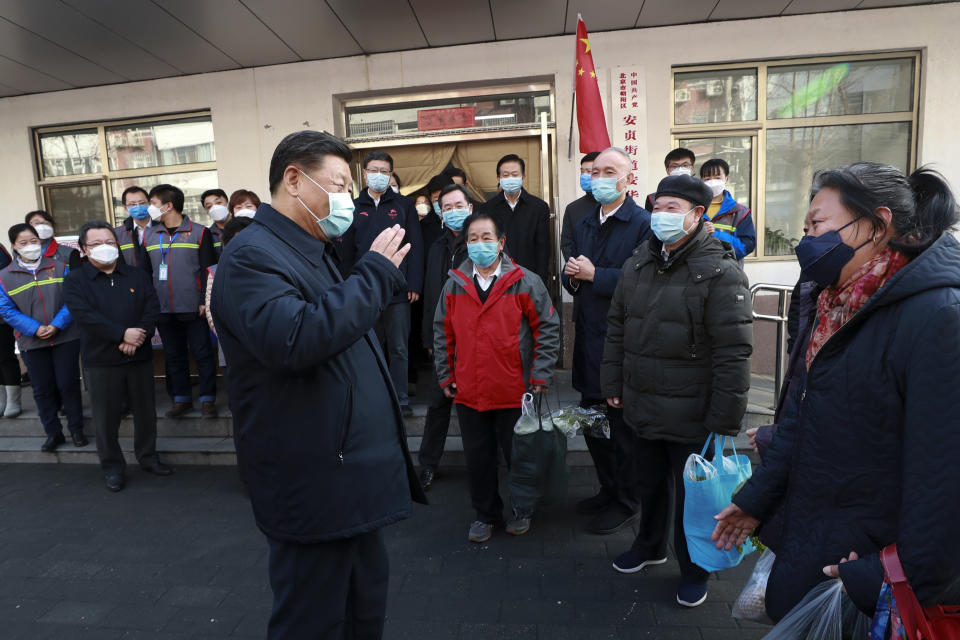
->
[601,174,752,608]
[480,154,551,282]
[562,148,651,536]
[211,130,426,639]
[560,152,600,262]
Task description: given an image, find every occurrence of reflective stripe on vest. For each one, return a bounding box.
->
[713,223,737,234]
[144,218,206,314]
[6,277,64,297]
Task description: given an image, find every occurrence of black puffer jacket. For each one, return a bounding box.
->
[734,233,960,621]
[601,224,753,442]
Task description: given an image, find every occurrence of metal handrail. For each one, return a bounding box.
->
[750,283,794,409]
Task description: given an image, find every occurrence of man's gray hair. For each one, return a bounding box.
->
[598,147,633,170]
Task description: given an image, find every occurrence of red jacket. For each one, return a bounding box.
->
[432,254,560,412]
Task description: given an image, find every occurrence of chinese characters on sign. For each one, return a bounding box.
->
[610,67,648,205]
[417,106,477,132]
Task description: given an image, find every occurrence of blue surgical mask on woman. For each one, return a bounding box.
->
[468,241,500,268]
[297,169,355,239]
[128,204,150,221]
[442,208,469,231]
[580,173,593,192]
[432,201,441,216]
[651,210,694,244]
[500,177,523,195]
[591,175,625,205]
[366,171,391,193]
[794,218,871,288]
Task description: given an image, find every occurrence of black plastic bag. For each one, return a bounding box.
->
[509,395,569,518]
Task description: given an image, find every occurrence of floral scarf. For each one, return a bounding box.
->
[805,247,910,369]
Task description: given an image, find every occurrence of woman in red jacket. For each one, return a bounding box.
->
[432,211,560,543]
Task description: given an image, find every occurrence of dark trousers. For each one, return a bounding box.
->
[630,437,710,584]
[374,302,409,406]
[417,373,452,469]
[455,404,520,523]
[266,530,388,640]
[581,396,641,512]
[87,360,158,474]
[0,323,21,385]
[157,314,216,404]
[21,340,83,437]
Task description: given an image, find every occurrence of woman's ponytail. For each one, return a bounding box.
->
[891,166,960,256]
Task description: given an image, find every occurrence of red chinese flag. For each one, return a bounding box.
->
[574,16,610,153]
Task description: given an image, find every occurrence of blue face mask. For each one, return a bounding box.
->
[433,201,441,216]
[468,241,500,268]
[651,210,693,244]
[794,218,870,288]
[366,171,391,193]
[297,169,355,239]
[580,173,593,192]
[442,208,469,231]
[128,204,150,221]
[500,177,523,195]
[591,175,626,205]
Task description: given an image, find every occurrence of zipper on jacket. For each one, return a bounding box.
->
[33,270,54,346]
[336,385,354,465]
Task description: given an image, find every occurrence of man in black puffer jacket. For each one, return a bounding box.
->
[601,174,753,608]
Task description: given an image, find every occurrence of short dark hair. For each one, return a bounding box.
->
[149,184,184,213]
[121,186,149,206]
[392,174,402,188]
[363,150,393,171]
[664,148,696,169]
[426,174,453,195]
[439,184,471,207]
[580,152,600,164]
[25,210,55,228]
[222,216,254,246]
[228,189,261,213]
[9,223,38,245]
[78,220,118,248]
[700,158,730,179]
[462,211,503,239]
[269,130,353,195]
[445,167,467,184]
[200,189,228,206]
[496,154,525,176]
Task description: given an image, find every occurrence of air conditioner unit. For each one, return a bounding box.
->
[706,80,724,97]
[674,89,691,103]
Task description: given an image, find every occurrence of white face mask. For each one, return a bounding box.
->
[391,185,400,194]
[234,208,256,219]
[704,178,726,198]
[415,203,431,217]
[88,244,119,264]
[18,244,43,261]
[34,224,54,240]
[148,204,165,221]
[669,166,693,177]
[209,204,230,222]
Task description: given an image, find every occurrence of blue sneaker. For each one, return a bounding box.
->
[612,550,668,574]
[676,582,708,607]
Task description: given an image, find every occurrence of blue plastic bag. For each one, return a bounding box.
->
[683,434,756,572]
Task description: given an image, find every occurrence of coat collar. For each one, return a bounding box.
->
[7,256,56,275]
[252,203,330,268]
[81,258,128,280]
[639,222,732,276]
[156,216,193,235]
[449,253,524,309]
[355,186,399,207]
[583,196,642,228]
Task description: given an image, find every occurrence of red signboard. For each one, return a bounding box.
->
[417,106,476,131]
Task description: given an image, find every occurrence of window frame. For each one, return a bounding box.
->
[32,111,217,229]
[671,51,921,261]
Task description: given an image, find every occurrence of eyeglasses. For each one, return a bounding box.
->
[85,241,118,248]
[366,169,392,176]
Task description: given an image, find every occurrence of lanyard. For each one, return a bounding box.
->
[159,231,180,264]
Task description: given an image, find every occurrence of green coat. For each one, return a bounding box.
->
[601,225,753,443]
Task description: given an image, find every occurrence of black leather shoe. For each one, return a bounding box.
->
[141,462,173,476]
[586,505,642,535]
[71,431,89,447]
[41,433,66,452]
[105,473,125,492]
[576,492,613,515]
[418,467,437,491]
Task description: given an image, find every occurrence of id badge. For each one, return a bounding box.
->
[158,262,169,281]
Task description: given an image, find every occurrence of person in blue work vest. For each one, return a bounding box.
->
[115,185,154,272]
[144,184,219,419]
[699,158,756,265]
[0,223,86,452]
[26,210,76,267]
[202,188,231,257]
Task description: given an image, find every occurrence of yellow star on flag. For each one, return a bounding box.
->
[589,71,596,78]
[580,38,590,53]
[578,67,584,76]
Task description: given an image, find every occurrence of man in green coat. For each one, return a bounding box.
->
[601,174,753,608]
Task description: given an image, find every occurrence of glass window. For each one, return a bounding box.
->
[677,135,753,211]
[106,117,215,171]
[764,122,910,256]
[38,130,102,178]
[111,170,220,227]
[767,58,914,119]
[42,182,104,236]
[346,91,552,139]
[674,69,757,125]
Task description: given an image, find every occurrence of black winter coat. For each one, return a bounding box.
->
[481,188,551,282]
[351,188,425,302]
[560,193,598,262]
[601,224,753,442]
[421,230,467,348]
[211,204,426,543]
[562,197,651,400]
[735,234,960,621]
